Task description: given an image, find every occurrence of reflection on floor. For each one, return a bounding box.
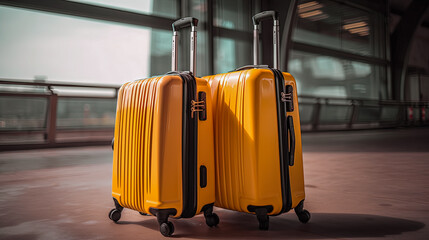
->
[0,127,428,239]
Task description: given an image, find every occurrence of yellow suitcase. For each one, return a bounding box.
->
[203,11,310,230]
[109,17,218,237]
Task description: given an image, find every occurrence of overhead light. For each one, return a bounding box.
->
[349,26,369,33]
[300,10,323,18]
[298,3,323,13]
[308,14,329,21]
[343,21,367,30]
[298,1,319,9]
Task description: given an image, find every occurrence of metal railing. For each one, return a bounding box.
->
[298,95,429,131]
[1,79,428,151]
[0,79,120,151]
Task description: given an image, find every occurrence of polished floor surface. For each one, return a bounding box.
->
[0,127,428,239]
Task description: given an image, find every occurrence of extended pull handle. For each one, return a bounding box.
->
[252,11,279,25]
[172,17,198,31]
[287,116,295,166]
[252,11,280,69]
[172,17,199,75]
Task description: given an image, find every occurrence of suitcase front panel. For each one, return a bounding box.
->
[112,75,184,217]
[206,69,284,215]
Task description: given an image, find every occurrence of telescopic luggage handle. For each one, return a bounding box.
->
[172,17,199,75]
[252,11,280,69]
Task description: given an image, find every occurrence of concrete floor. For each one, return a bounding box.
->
[0,127,428,239]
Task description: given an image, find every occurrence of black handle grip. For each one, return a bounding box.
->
[252,11,279,25]
[287,116,295,166]
[172,17,198,31]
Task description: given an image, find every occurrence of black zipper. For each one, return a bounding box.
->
[271,68,292,215]
[178,72,198,218]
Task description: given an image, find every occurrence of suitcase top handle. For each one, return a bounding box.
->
[171,17,199,75]
[252,11,280,69]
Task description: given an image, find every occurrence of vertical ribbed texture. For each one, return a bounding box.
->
[113,77,161,212]
[214,71,247,212]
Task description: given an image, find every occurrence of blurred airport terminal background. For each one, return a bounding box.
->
[0,0,428,150]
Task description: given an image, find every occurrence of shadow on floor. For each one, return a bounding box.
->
[115,212,425,239]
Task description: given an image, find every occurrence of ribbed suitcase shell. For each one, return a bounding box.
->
[112,74,215,218]
[204,68,305,215]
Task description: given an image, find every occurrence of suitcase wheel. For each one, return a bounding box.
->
[294,200,311,224]
[108,209,121,223]
[205,213,220,227]
[297,209,311,223]
[258,219,269,230]
[255,208,269,230]
[160,221,174,237]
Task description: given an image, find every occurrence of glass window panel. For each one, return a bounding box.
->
[426,107,429,121]
[380,106,399,122]
[319,105,351,124]
[214,37,252,74]
[294,0,382,57]
[405,75,421,101]
[70,0,178,18]
[57,98,116,129]
[340,4,372,56]
[288,50,386,99]
[298,104,314,124]
[0,96,48,131]
[214,37,236,74]
[356,106,380,123]
[0,6,171,85]
[150,30,174,76]
[214,0,253,31]
[421,76,429,101]
[294,0,341,51]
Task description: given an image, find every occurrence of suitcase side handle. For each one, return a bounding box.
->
[252,11,280,69]
[287,116,295,166]
[233,65,269,72]
[172,17,199,75]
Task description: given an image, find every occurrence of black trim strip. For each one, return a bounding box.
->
[178,72,198,218]
[271,68,292,215]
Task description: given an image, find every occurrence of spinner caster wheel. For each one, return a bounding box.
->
[109,209,121,223]
[297,209,311,223]
[205,213,220,227]
[160,221,175,237]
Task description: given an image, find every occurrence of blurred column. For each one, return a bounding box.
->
[391,0,429,100]
[46,90,57,144]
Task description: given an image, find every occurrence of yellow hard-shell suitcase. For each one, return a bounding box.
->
[109,17,218,237]
[203,11,310,230]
